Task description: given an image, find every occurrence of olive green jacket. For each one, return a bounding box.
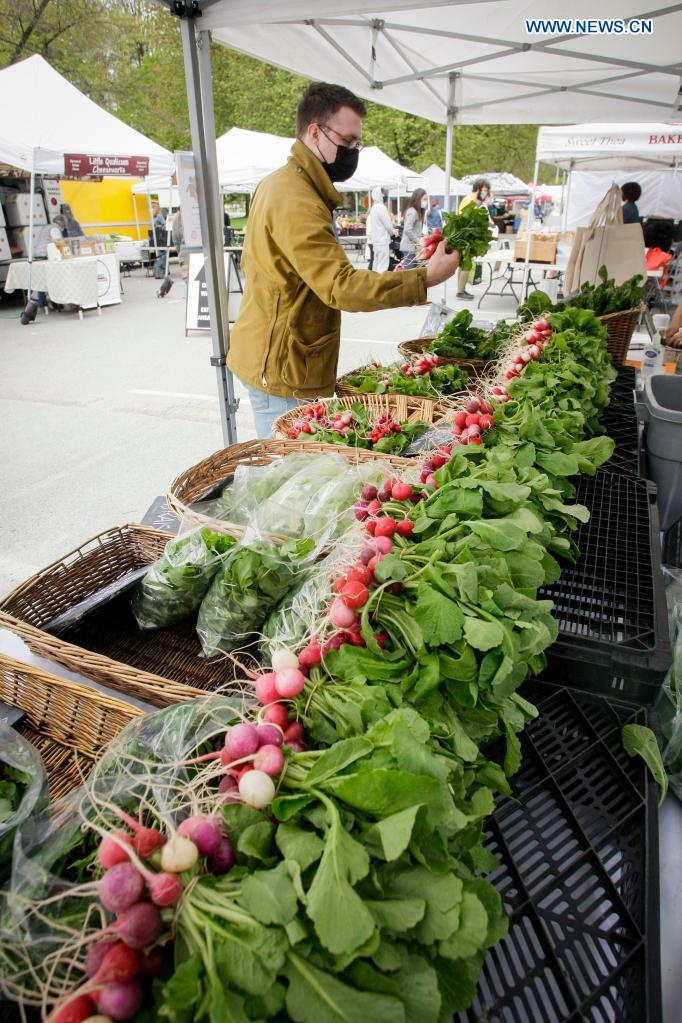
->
[227,140,428,400]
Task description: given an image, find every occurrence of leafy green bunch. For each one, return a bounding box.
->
[441,203,494,271]
[427,310,508,361]
[343,361,469,397]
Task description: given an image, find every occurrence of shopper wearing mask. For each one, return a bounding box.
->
[456,177,491,300]
[426,197,444,233]
[366,187,394,273]
[400,188,428,269]
[228,82,460,437]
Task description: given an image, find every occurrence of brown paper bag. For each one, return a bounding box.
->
[566,184,646,294]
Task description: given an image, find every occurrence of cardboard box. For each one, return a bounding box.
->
[3,193,47,227]
[0,227,11,262]
[514,234,558,264]
[9,225,44,257]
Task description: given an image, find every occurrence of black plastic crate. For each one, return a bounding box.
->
[457,682,661,1023]
[539,472,670,705]
[599,409,640,479]
[662,515,682,569]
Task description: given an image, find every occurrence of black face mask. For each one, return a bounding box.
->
[318,142,360,183]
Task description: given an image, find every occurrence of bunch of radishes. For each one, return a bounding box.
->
[503,317,552,381]
[400,353,439,377]
[286,402,330,437]
[366,412,403,444]
[419,447,453,487]
[452,394,495,446]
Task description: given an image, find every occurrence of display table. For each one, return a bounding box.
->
[5,255,121,313]
[473,251,565,308]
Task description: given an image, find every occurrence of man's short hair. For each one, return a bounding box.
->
[296,82,367,138]
[622,181,642,203]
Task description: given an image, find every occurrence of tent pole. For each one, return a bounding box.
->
[179,16,237,445]
[521,159,539,302]
[443,72,458,303]
[133,194,140,242]
[27,169,35,296]
[563,162,574,232]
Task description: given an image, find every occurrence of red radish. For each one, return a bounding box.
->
[98,832,132,870]
[425,474,437,488]
[139,947,163,978]
[239,769,275,809]
[468,424,481,436]
[453,425,462,437]
[341,580,369,609]
[289,741,306,753]
[354,502,369,521]
[344,630,365,647]
[396,519,414,537]
[109,903,162,950]
[359,545,375,565]
[468,435,482,445]
[271,648,299,673]
[465,413,480,427]
[133,828,165,860]
[454,411,467,428]
[377,489,391,502]
[361,483,378,501]
[284,721,304,744]
[431,454,447,469]
[490,386,504,395]
[366,499,381,515]
[51,993,96,1023]
[160,834,198,873]
[147,872,183,908]
[99,863,145,914]
[274,667,306,698]
[257,723,283,747]
[478,414,494,430]
[254,673,279,704]
[91,943,142,986]
[505,370,517,380]
[253,743,284,776]
[374,631,389,648]
[177,815,222,856]
[233,763,253,781]
[465,397,480,413]
[208,837,235,875]
[218,774,239,799]
[373,535,393,554]
[365,519,376,536]
[347,563,372,586]
[86,940,118,978]
[519,350,532,363]
[528,344,541,358]
[330,597,357,630]
[225,722,260,759]
[367,554,384,574]
[263,703,289,727]
[96,979,142,1020]
[298,643,322,668]
[332,577,346,594]
[391,481,413,501]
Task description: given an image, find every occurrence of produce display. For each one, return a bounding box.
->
[0,304,669,1023]
[425,309,511,361]
[518,265,644,320]
[341,357,468,397]
[285,400,429,454]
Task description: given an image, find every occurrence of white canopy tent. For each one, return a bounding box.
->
[154,0,682,443]
[420,164,468,207]
[461,171,531,195]
[534,122,682,229]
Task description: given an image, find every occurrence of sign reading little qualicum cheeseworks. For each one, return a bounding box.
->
[64,154,150,178]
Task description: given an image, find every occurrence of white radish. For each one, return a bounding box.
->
[160,834,198,873]
[271,648,299,672]
[239,770,276,809]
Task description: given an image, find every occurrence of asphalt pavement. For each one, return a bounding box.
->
[0,266,513,595]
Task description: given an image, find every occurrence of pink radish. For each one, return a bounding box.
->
[177,815,222,857]
[373,535,393,554]
[289,741,306,753]
[109,903,162,950]
[465,397,480,413]
[274,667,306,698]
[96,979,142,1020]
[225,722,260,760]
[263,703,289,728]
[256,723,283,747]
[254,672,279,704]
[284,721,304,744]
[218,774,239,800]
[330,597,357,630]
[208,837,235,875]
[298,644,322,668]
[90,943,142,986]
[138,948,163,978]
[147,872,183,908]
[86,941,118,978]
[51,994,96,1023]
[99,863,145,914]
[253,743,284,776]
[98,831,132,870]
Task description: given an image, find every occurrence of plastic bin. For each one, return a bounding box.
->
[637,373,682,530]
[539,471,671,706]
[456,680,661,1023]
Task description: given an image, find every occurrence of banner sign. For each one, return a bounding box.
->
[175,150,203,247]
[64,154,150,178]
[186,253,243,333]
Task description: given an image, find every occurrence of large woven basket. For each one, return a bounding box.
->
[167,437,415,532]
[0,653,141,802]
[271,394,450,442]
[396,335,496,377]
[0,525,255,709]
[598,305,643,365]
[335,363,468,402]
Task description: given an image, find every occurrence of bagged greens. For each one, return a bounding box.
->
[132,528,237,630]
[196,537,314,657]
[0,724,48,885]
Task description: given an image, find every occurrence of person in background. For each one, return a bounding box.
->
[455,177,491,299]
[151,201,166,240]
[32,214,66,309]
[662,300,682,347]
[621,182,642,224]
[366,187,395,273]
[400,187,428,269]
[60,203,83,237]
[227,81,460,437]
[426,197,443,233]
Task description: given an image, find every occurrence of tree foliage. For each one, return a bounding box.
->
[0,0,541,181]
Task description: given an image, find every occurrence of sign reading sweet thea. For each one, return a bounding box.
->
[63,154,150,178]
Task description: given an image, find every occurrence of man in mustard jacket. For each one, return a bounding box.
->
[228,82,460,437]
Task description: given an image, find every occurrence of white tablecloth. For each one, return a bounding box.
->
[4,256,121,309]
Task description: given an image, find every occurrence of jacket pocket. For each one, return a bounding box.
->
[280,328,339,392]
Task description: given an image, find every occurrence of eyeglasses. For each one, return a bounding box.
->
[318,124,363,152]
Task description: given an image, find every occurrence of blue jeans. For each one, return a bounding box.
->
[241,380,303,438]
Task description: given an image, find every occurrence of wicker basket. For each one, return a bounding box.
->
[0,525,255,709]
[167,437,415,531]
[0,653,141,802]
[335,363,467,402]
[598,305,643,365]
[271,394,450,442]
[396,335,496,377]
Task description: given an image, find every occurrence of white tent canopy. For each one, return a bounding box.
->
[561,169,682,229]
[132,179,179,206]
[536,122,682,171]
[461,171,531,195]
[0,55,173,177]
[419,164,468,202]
[340,146,423,193]
[201,1,682,125]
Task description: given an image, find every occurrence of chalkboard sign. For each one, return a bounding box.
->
[141,496,181,534]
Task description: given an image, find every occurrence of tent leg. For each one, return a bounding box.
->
[563,162,574,233]
[521,159,539,303]
[27,169,35,295]
[179,18,237,445]
[442,73,458,303]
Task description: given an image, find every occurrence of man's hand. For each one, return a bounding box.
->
[424,240,460,287]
